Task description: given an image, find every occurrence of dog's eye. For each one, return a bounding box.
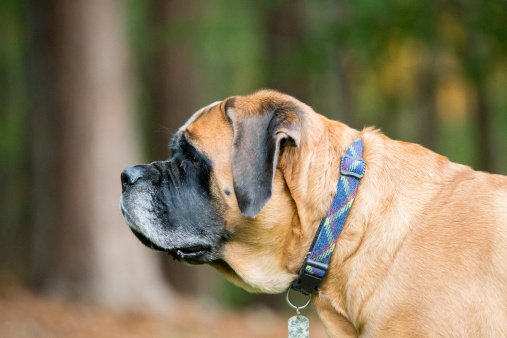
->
[190,155,199,164]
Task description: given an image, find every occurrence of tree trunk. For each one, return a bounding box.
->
[145,0,220,295]
[29,0,172,310]
[474,77,493,172]
[147,0,200,159]
[459,0,495,172]
[417,48,438,151]
[330,1,357,128]
[264,1,311,102]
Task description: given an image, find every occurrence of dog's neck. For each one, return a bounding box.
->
[291,137,366,296]
[280,113,360,258]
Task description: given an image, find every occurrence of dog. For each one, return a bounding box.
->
[119,90,507,337]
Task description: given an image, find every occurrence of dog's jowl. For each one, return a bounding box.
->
[120,90,507,337]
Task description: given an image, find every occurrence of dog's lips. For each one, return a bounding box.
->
[167,245,211,264]
[174,245,209,257]
[130,228,211,263]
[130,228,167,251]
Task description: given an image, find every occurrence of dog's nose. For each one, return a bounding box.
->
[121,165,145,192]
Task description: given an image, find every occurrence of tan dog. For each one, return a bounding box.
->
[120,90,507,337]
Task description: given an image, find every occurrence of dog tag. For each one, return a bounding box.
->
[288,314,309,338]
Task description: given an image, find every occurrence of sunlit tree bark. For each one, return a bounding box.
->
[29,0,172,310]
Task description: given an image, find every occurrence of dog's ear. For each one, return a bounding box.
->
[226,97,301,218]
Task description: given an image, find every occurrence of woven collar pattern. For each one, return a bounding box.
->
[292,138,365,294]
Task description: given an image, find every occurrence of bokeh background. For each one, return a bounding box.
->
[1,0,506,337]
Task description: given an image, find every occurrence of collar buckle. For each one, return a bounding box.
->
[291,253,329,295]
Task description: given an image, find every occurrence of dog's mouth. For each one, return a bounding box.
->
[131,228,166,251]
[130,229,211,263]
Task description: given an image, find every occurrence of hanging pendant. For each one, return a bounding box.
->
[288,314,310,338]
[286,288,312,338]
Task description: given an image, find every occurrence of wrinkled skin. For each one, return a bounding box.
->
[120,134,232,264]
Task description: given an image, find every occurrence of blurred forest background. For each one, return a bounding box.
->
[1,0,506,336]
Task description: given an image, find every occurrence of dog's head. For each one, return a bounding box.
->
[120,90,314,293]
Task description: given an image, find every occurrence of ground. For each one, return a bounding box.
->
[0,284,327,338]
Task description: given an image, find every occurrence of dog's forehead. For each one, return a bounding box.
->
[182,99,234,156]
[179,100,222,133]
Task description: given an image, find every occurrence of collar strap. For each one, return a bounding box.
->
[292,139,365,295]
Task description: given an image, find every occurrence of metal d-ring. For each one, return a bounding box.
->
[286,288,312,318]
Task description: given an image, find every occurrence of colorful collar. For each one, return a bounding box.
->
[292,138,366,295]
